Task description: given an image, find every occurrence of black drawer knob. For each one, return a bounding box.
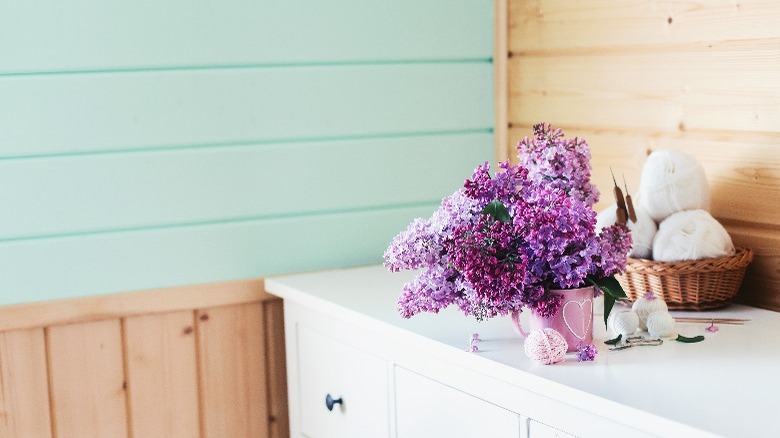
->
[325,393,343,411]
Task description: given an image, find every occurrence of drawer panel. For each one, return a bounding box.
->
[395,366,526,438]
[530,420,578,438]
[297,324,389,438]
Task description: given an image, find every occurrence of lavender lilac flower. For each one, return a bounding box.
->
[384,123,632,321]
[577,342,598,362]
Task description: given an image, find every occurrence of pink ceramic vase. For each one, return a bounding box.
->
[512,286,595,352]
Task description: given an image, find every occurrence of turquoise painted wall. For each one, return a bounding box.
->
[0,1,494,305]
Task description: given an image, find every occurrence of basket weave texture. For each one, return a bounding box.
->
[616,247,754,310]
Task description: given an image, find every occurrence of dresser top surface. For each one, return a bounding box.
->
[267,265,780,437]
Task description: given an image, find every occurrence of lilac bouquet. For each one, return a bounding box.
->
[384,123,632,324]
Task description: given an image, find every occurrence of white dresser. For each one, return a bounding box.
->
[266,265,780,438]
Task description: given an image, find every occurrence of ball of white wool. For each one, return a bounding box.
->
[638,150,710,222]
[596,202,657,259]
[653,210,735,262]
[646,311,676,338]
[524,328,567,365]
[607,309,640,337]
[632,294,668,331]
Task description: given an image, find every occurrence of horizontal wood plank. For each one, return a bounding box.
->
[0,279,268,333]
[0,63,492,158]
[0,204,438,307]
[508,44,780,134]
[0,328,51,438]
[510,0,780,54]
[0,133,492,240]
[508,126,780,226]
[47,319,128,437]
[727,223,780,311]
[0,0,492,75]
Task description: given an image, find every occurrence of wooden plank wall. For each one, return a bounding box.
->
[0,1,494,306]
[0,280,288,438]
[504,0,780,310]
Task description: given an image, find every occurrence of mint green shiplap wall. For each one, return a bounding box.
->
[0,1,494,305]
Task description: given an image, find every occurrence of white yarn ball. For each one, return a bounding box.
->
[596,203,658,259]
[524,328,567,365]
[638,150,710,222]
[632,294,668,331]
[646,311,676,338]
[607,310,639,337]
[653,210,735,262]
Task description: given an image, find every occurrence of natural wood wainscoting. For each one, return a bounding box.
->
[0,279,288,438]
[503,0,780,311]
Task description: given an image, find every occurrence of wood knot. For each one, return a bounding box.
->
[667,16,673,24]
[199,314,209,322]
[183,326,194,335]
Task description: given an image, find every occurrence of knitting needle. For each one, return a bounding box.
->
[622,175,638,223]
[674,317,747,325]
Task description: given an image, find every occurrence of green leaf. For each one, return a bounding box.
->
[603,293,615,328]
[587,275,627,300]
[481,200,511,223]
[675,334,705,343]
[586,275,626,327]
[604,334,622,345]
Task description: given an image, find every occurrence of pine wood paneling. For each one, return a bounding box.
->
[0,278,268,333]
[0,280,285,438]
[508,126,780,225]
[0,0,492,74]
[507,0,780,310]
[264,299,289,438]
[1,133,491,240]
[727,224,780,310]
[510,0,780,53]
[494,0,510,163]
[124,311,200,438]
[197,303,268,437]
[0,329,51,438]
[508,45,780,134]
[47,319,128,438]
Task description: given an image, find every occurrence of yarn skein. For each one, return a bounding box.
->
[524,328,568,365]
[638,150,710,222]
[596,202,658,259]
[646,311,676,338]
[607,309,640,337]
[653,209,735,262]
[632,294,669,331]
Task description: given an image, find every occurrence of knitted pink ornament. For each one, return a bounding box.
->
[524,328,567,365]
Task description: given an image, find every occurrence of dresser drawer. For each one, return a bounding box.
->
[529,420,578,438]
[296,324,390,438]
[395,366,527,438]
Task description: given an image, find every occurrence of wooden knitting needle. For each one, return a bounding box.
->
[674,317,748,325]
[622,175,638,223]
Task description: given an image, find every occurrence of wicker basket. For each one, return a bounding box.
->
[616,247,754,310]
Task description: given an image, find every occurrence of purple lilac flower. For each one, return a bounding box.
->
[592,224,633,278]
[385,124,632,321]
[517,123,600,206]
[577,342,598,362]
